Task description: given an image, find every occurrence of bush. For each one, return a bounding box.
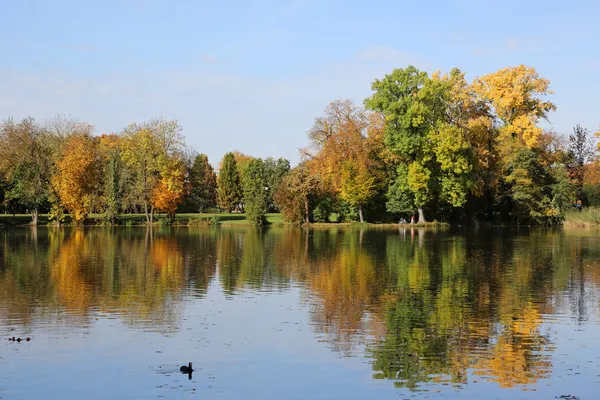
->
[313,197,334,223]
[584,184,600,207]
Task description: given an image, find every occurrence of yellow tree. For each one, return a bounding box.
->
[306,100,383,222]
[121,118,184,223]
[472,65,555,149]
[473,66,558,221]
[52,133,101,223]
[152,155,186,222]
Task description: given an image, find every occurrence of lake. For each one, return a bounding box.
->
[0,226,599,399]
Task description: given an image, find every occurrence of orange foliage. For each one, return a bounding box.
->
[52,133,101,222]
[152,157,186,220]
[584,161,600,184]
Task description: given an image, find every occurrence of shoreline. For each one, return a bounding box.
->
[2,214,598,229]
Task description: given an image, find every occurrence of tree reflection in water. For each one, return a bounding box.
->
[1,226,599,390]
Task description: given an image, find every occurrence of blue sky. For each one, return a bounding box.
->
[1,0,598,165]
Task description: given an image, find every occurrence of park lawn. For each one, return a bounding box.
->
[0,212,284,226]
[171,213,283,225]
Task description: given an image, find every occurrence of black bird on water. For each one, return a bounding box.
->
[180,362,193,373]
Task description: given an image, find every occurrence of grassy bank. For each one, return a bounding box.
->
[563,207,600,228]
[0,213,284,227]
[0,213,449,228]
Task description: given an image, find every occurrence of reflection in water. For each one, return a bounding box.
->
[1,226,600,393]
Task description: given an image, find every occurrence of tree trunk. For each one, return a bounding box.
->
[150,205,154,224]
[304,195,310,225]
[144,201,150,224]
[417,207,426,224]
[358,205,364,223]
[30,207,39,226]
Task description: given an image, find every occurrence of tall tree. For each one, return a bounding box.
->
[566,124,594,202]
[274,164,321,224]
[263,157,290,212]
[121,118,184,223]
[188,153,218,212]
[43,115,93,223]
[473,65,557,221]
[306,100,383,222]
[217,152,242,212]
[52,133,101,223]
[365,66,474,222]
[99,134,125,222]
[365,66,433,222]
[242,158,268,226]
[152,156,186,223]
[0,118,53,225]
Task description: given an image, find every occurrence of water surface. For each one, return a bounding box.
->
[1,226,599,399]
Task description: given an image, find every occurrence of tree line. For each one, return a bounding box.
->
[1,64,598,225]
[278,64,599,225]
[0,116,290,225]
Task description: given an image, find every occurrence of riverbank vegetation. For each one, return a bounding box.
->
[1,64,599,226]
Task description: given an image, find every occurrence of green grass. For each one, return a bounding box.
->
[0,212,284,226]
[172,213,283,225]
[0,214,45,226]
[0,212,442,228]
[564,207,600,228]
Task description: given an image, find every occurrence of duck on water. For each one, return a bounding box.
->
[180,362,193,373]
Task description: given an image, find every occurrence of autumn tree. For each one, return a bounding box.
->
[231,151,254,176]
[274,164,321,224]
[473,66,558,221]
[43,115,94,223]
[242,158,268,226]
[187,153,217,212]
[52,133,102,223]
[152,155,186,223]
[121,118,184,223]
[584,161,600,206]
[306,100,383,222]
[473,65,555,149]
[217,152,242,212]
[0,118,53,225]
[430,69,495,207]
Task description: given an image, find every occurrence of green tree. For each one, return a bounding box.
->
[503,147,558,223]
[366,67,481,222]
[188,153,218,212]
[242,158,268,226]
[263,157,290,212]
[365,67,444,222]
[551,164,576,214]
[364,66,431,202]
[566,124,594,202]
[217,152,242,212]
[99,134,125,223]
[0,118,53,225]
